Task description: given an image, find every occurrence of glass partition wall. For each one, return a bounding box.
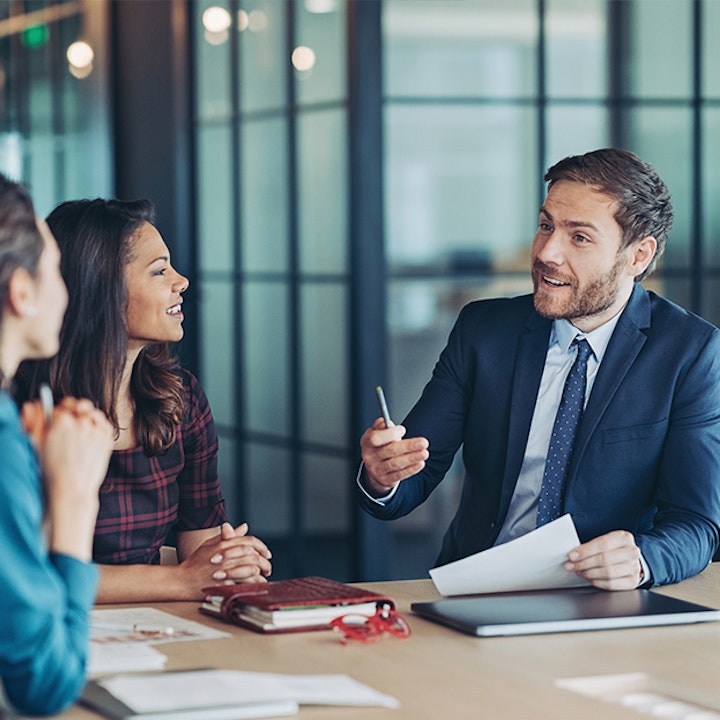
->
[193,0,357,580]
[192,0,720,581]
[0,0,111,215]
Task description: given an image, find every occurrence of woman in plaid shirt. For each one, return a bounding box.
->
[17,198,272,602]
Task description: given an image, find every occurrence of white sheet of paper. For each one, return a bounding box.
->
[429,514,592,596]
[88,642,167,676]
[90,607,230,645]
[99,669,400,712]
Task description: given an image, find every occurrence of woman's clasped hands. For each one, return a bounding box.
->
[180,521,272,588]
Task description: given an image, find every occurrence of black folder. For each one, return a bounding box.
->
[411,587,720,637]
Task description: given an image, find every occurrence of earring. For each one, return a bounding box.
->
[26,307,37,317]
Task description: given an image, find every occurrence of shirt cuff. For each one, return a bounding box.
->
[637,552,653,588]
[355,462,398,506]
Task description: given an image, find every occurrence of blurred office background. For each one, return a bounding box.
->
[2,0,719,581]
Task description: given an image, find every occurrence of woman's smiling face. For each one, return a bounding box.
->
[124,221,189,351]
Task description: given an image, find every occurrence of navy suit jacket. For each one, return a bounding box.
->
[357,284,720,586]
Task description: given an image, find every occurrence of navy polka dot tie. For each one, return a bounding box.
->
[536,337,593,527]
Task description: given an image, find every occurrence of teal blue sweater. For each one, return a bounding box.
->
[0,392,98,716]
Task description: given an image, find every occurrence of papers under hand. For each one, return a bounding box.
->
[430,514,592,596]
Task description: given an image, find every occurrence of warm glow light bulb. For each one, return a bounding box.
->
[202,6,232,33]
[66,40,94,69]
[291,45,316,72]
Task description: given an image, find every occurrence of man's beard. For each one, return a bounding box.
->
[532,254,626,322]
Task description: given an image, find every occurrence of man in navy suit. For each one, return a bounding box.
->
[358,148,720,590]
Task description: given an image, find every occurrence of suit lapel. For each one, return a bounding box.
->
[498,311,552,517]
[567,284,651,481]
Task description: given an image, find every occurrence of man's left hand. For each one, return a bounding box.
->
[564,530,642,590]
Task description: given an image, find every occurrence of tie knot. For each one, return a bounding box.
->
[573,337,593,362]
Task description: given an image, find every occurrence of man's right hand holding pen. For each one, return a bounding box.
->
[360,387,429,498]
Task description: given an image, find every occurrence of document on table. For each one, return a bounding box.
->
[91,607,231,644]
[89,607,230,676]
[88,642,168,677]
[430,514,592,596]
[85,668,400,716]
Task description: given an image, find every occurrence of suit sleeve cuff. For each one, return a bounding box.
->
[356,462,398,506]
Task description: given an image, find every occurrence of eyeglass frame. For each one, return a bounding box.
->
[329,602,411,644]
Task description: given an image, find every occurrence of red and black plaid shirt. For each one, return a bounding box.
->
[92,369,229,565]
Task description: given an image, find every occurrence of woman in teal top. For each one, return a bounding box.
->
[0,175,113,716]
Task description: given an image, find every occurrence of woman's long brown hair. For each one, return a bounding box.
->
[17,199,184,454]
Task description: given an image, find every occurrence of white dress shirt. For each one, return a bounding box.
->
[494,315,619,544]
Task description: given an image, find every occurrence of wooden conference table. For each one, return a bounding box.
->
[60,565,720,720]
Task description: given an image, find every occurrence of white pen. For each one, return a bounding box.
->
[39,383,54,425]
[375,386,394,428]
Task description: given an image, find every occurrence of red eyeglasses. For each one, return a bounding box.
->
[329,603,411,644]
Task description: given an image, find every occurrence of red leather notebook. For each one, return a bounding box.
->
[200,576,394,634]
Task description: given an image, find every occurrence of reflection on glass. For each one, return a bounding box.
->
[627,0,690,98]
[0,133,22,181]
[546,104,609,169]
[388,278,532,416]
[216,435,238,520]
[305,0,338,13]
[303,453,350,533]
[66,40,94,78]
[546,0,606,98]
[6,5,109,211]
[384,0,538,98]
[199,281,236,427]
[204,29,229,46]
[627,108,691,269]
[300,283,348,447]
[60,13,88,131]
[292,45,317,73]
[194,0,232,118]
[28,137,57,215]
[202,6,232,32]
[242,118,289,273]
[246,443,292,535]
[294,0,346,105]
[297,109,348,274]
[248,9,268,32]
[385,105,536,272]
[239,1,285,112]
[197,124,234,272]
[29,76,53,135]
[243,282,291,436]
[703,0,720,98]
[702,109,720,267]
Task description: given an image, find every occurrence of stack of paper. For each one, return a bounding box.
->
[82,668,400,719]
[88,643,167,676]
[89,607,229,677]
